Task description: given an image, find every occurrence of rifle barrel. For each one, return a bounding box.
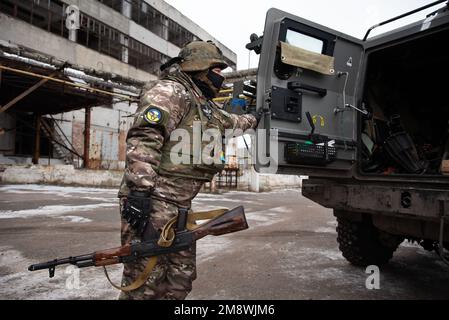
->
[28,254,95,271]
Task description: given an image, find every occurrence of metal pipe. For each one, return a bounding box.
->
[84,107,91,169]
[213,95,248,103]
[213,96,232,103]
[0,51,139,94]
[223,68,258,83]
[0,43,145,87]
[363,0,447,41]
[0,65,139,102]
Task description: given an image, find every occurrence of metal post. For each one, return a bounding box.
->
[249,166,260,193]
[84,107,91,169]
[32,114,41,165]
[211,176,217,193]
[438,200,449,266]
[48,120,52,166]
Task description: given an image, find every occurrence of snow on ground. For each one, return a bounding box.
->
[0,246,120,300]
[400,241,422,248]
[194,197,255,203]
[57,216,93,223]
[0,185,303,299]
[196,237,234,263]
[314,227,337,234]
[244,206,291,227]
[0,185,117,203]
[0,203,116,220]
[0,184,117,194]
[191,201,290,262]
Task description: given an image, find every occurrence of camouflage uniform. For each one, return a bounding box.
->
[117,43,257,300]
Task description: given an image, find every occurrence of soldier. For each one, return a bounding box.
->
[117,40,260,300]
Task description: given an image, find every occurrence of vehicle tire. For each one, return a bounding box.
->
[336,216,402,266]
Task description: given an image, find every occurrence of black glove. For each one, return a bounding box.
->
[121,191,153,235]
[247,106,264,126]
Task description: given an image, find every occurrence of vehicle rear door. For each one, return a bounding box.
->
[255,8,365,177]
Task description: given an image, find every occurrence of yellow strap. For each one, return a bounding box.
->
[158,216,177,247]
[103,256,158,292]
[107,207,229,292]
[187,208,228,230]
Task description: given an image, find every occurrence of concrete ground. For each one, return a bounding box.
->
[0,184,448,300]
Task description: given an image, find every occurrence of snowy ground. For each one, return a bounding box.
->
[0,185,448,300]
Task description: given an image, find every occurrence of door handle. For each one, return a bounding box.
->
[288,81,327,97]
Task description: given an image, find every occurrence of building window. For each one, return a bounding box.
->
[97,0,122,12]
[128,38,167,74]
[76,12,168,75]
[0,0,169,75]
[99,0,200,49]
[0,0,67,38]
[167,19,194,48]
[1,0,192,75]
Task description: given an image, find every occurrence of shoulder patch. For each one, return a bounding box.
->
[143,107,164,125]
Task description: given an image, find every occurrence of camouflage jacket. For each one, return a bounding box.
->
[118,65,257,206]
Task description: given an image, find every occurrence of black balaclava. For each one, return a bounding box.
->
[191,69,225,99]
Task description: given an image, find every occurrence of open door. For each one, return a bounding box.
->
[255,8,365,178]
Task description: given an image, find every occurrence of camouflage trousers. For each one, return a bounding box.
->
[118,198,197,300]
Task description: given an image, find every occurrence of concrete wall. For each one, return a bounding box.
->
[0,10,140,169]
[61,0,237,66]
[63,0,179,58]
[147,0,237,63]
[0,155,64,166]
[0,13,155,82]
[1,165,122,187]
[237,167,304,192]
[0,164,303,192]
[0,0,238,170]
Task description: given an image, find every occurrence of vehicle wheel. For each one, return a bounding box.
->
[336,216,402,266]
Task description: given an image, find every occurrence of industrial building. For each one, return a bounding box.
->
[0,0,237,170]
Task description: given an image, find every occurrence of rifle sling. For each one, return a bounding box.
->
[103,257,158,292]
[104,207,229,292]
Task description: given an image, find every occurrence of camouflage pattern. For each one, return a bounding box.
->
[179,41,228,72]
[118,198,196,300]
[117,64,257,300]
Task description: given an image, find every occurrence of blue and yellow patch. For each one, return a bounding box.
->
[220,151,226,163]
[144,107,163,125]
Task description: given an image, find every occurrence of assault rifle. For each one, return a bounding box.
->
[28,206,248,278]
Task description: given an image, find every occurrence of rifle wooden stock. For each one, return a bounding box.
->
[192,206,248,241]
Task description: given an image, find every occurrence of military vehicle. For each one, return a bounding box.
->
[248,0,449,266]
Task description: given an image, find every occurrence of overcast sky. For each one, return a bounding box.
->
[164,0,446,70]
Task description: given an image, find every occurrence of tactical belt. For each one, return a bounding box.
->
[103,208,228,292]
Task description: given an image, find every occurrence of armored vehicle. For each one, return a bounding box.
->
[250,1,449,266]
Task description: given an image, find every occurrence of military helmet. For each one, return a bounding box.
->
[179,41,228,72]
